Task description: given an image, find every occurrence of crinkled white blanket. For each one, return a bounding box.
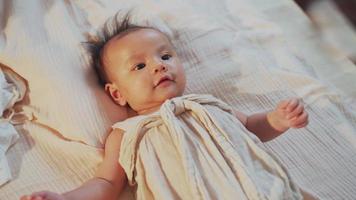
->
[0,66,26,186]
[1,1,356,200]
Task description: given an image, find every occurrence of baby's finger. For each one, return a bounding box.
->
[287,103,304,119]
[277,99,290,110]
[294,121,309,128]
[27,191,49,200]
[19,195,43,200]
[290,112,308,127]
[20,195,31,200]
[286,98,299,112]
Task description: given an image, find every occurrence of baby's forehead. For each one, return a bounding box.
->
[101,28,173,65]
[104,28,173,55]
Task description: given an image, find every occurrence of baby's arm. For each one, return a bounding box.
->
[235,98,308,142]
[20,129,127,200]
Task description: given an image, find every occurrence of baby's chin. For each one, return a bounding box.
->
[157,90,184,101]
[153,78,186,100]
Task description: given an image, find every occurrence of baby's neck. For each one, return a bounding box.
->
[138,106,162,115]
[127,106,161,117]
[129,95,184,116]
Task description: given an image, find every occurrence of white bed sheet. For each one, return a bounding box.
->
[1,0,356,200]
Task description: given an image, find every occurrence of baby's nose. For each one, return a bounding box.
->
[154,64,167,73]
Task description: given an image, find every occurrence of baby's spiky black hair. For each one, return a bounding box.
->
[84,12,151,86]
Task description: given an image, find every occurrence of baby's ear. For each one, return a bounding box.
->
[105,83,127,106]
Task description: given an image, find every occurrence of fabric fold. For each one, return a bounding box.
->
[113,94,302,200]
[0,64,27,186]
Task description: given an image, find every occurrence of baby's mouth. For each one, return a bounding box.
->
[155,75,173,88]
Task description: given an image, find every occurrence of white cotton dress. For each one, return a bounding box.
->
[112,94,302,200]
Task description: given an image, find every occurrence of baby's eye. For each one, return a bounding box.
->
[134,63,146,70]
[161,54,172,60]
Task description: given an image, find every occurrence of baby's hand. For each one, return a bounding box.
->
[268,98,309,132]
[20,191,67,200]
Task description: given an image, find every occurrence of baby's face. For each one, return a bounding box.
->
[103,28,186,115]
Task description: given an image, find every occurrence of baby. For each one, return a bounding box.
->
[21,14,314,200]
